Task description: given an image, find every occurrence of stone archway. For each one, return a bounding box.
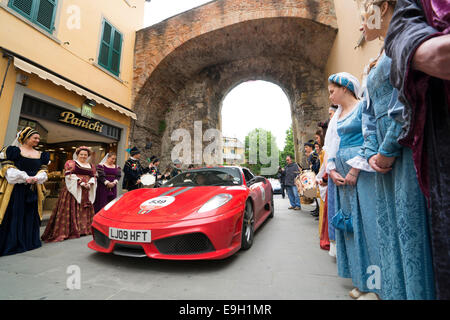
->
[132,0,337,166]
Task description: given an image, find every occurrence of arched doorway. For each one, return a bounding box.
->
[220,80,292,171]
[131,1,337,167]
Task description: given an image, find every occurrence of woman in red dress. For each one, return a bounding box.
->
[41,147,97,242]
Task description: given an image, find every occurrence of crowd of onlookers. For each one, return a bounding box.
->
[277,0,449,300]
[0,0,448,301]
[0,139,183,251]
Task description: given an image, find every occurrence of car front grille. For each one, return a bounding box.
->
[93,228,110,249]
[113,243,147,258]
[154,233,215,255]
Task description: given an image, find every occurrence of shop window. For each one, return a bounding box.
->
[98,19,123,77]
[8,0,58,34]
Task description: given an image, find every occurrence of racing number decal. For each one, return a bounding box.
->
[259,185,266,202]
[138,196,176,214]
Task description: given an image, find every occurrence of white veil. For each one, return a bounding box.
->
[323,106,343,173]
[99,153,109,165]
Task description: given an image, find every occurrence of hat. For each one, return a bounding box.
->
[304,140,315,148]
[130,146,141,156]
[173,159,181,165]
[18,127,39,145]
[328,72,362,98]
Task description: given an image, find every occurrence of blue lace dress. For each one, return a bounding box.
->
[329,102,380,295]
[361,53,435,300]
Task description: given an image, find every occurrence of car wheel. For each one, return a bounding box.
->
[241,201,254,250]
[269,194,274,218]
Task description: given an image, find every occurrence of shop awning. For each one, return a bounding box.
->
[13,57,137,120]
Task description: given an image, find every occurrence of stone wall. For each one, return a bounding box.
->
[132,0,337,168]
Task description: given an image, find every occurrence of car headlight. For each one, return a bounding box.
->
[198,194,232,213]
[103,194,123,211]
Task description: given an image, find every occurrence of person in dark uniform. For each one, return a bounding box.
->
[277,166,286,199]
[304,140,320,174]
[122,147,148,191]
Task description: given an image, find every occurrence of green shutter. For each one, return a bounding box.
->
[8,0,57,34]
[110,30,122,75]
[9,0,34,19]
[98,21,112,68]
[35,0,57,32]
[98,19,122,76]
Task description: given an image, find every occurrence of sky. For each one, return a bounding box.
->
[144,0,292,150]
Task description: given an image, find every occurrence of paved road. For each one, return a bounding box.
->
[0,195,353,300]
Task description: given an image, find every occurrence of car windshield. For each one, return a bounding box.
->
[161,167,243,187]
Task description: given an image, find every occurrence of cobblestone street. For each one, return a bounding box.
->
[0,196,352,300]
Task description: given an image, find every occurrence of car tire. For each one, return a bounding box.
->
[241,200,254,250]
[269,194,274,218]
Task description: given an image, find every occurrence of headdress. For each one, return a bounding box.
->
[324,73,362,173]
[355,0,397,13]
[328,72,363,99]
[75,146,92,156]
[99,152,117,165]
[17,127,39,145]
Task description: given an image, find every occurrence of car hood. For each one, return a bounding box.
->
[98,186,248,224]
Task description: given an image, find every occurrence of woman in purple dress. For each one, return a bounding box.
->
[94,152,121,213]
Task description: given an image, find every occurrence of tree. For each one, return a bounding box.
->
[243,128,279,177]
[279,126,295,168]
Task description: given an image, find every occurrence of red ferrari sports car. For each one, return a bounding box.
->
[88,166,274,260]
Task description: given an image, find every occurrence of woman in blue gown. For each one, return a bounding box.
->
[327,73,380,299]
[0,127,49,256]
[358,0,435,300]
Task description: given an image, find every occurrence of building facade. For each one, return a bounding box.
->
[1,0,385,176]
[222,136,245,165]
[0,0,145,207]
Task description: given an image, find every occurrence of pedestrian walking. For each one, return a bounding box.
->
[284,155,301,210]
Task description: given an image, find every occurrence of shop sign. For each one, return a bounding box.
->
[59,111,104,132]
[21,95,121,140]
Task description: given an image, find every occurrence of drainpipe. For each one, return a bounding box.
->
[0,54,13,98]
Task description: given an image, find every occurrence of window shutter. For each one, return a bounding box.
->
[35,0,57,32]
[110,30,122,75]
[98,19,122,76]
[99,21,112,67]
[9,0,34,18]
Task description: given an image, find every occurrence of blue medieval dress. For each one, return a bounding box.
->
[361,52,435,300]
[385,0,449,300]
[328,102,380,295]
[0,146,49,256]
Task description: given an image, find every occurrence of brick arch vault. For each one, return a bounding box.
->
[131,0,337,166]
